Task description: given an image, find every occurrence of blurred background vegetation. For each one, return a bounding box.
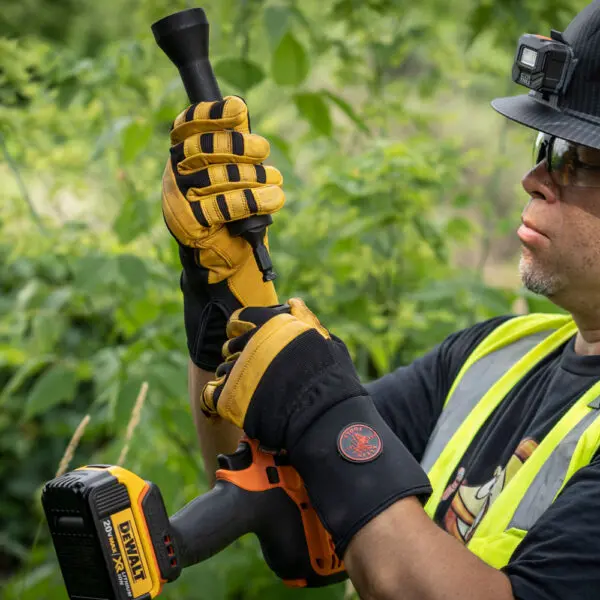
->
[0,0,584,598]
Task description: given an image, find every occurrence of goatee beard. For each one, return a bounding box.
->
[519,255,562,297]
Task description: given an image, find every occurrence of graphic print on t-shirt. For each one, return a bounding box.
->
[442,438,539,543]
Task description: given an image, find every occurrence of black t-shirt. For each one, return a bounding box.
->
[366,316,600,600]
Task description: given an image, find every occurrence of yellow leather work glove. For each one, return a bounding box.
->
[162,96,284,371]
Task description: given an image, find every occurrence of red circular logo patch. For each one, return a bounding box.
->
[337,423,383,463]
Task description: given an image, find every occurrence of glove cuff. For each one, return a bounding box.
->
[180,269,241,372]
[289,395,432,558]
[182,286,227,371]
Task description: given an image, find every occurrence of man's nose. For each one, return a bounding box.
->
[521,160,559,203]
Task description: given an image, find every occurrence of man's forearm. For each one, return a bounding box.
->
[344,497,514,600]
[188,360,242,482]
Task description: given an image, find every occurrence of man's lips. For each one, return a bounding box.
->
[518,217,550,246]
[521,218,549,238]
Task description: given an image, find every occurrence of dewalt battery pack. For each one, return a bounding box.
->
[42,465,181,600]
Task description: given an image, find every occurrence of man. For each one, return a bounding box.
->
[162,2,600,598]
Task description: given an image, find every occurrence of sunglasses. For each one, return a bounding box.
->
[533,132,600,188]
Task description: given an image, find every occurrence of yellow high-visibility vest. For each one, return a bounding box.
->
[421,313,600,568]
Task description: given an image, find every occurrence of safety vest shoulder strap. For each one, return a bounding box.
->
[468,380,600,568]
[444,313,573,410]
[423,313,576,518]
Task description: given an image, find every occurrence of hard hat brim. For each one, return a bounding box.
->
[492,93,600,150]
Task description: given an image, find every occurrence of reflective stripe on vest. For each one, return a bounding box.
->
[420,331,554,473]
[509,406,600,530]
[421,313,600,568]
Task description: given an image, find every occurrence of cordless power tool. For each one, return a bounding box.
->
[42,9,339,598]
[42,438,346,599]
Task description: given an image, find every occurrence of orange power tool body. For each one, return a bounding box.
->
[42,438,346,600]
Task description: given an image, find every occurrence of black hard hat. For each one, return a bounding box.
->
[493,1,600,149]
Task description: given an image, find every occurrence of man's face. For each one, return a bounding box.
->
[519,139,600,310]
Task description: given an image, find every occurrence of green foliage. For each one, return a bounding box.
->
[468,0,582,48]
[294,93,333,136]
[215,58,266,92]
[272,32,310,86]
[0,0,583,597]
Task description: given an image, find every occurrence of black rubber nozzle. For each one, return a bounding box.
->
[152,8,221,103]
[152,8,276,282]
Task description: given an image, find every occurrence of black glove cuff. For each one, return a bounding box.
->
[289,396,432,558]
[180,274,242,373]
[182,287,227,371]
[179,246,243,371]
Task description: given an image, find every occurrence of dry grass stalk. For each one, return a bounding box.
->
[55,414,91,478]
[117,381,149,466]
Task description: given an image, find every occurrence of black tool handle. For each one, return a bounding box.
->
[169,480,337,585]
[152,8,276,282]
[168,440,346,587]
[169,480,313,576]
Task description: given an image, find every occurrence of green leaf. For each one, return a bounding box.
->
[264,6,291,50]
[115,299,160,336]
[214,58,265,92]
[43,287,73,312]
[15,280,42,311]
[331,0,355,19]
[0,346,27,368]
[121,119,153,164]
[445,216,473,240]
[117,254,148,291]
[322,90,370,133]
[91,116,132,161]
[271,32,309,86]
[93,348,122,420]
[0,356,53,407]
[0,532,28,561]
[73,254,119,295]
[113,192,151,245]
[266,134,292,165]
[293,92,332,137]
[113,376,145,431]
[24,363,78,419]
[452,193,472,208]
[147,361,186,401]
[366,338,391,375]
[29,312,67,354]
[467,3,495,46]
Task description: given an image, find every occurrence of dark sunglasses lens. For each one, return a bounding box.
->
[550,138,581,186]
[531,134,600,187]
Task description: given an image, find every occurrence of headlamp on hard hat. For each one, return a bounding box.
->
[512,30,578,101]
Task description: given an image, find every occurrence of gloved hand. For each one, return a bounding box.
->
[202,299,432,556]
[162,96,284,371]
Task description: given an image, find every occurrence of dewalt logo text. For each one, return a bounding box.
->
[118,520,146,582]
[110,500,153,596]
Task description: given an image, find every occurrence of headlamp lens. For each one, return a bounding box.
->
[520,47,538,69]
[532,133,600,188]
